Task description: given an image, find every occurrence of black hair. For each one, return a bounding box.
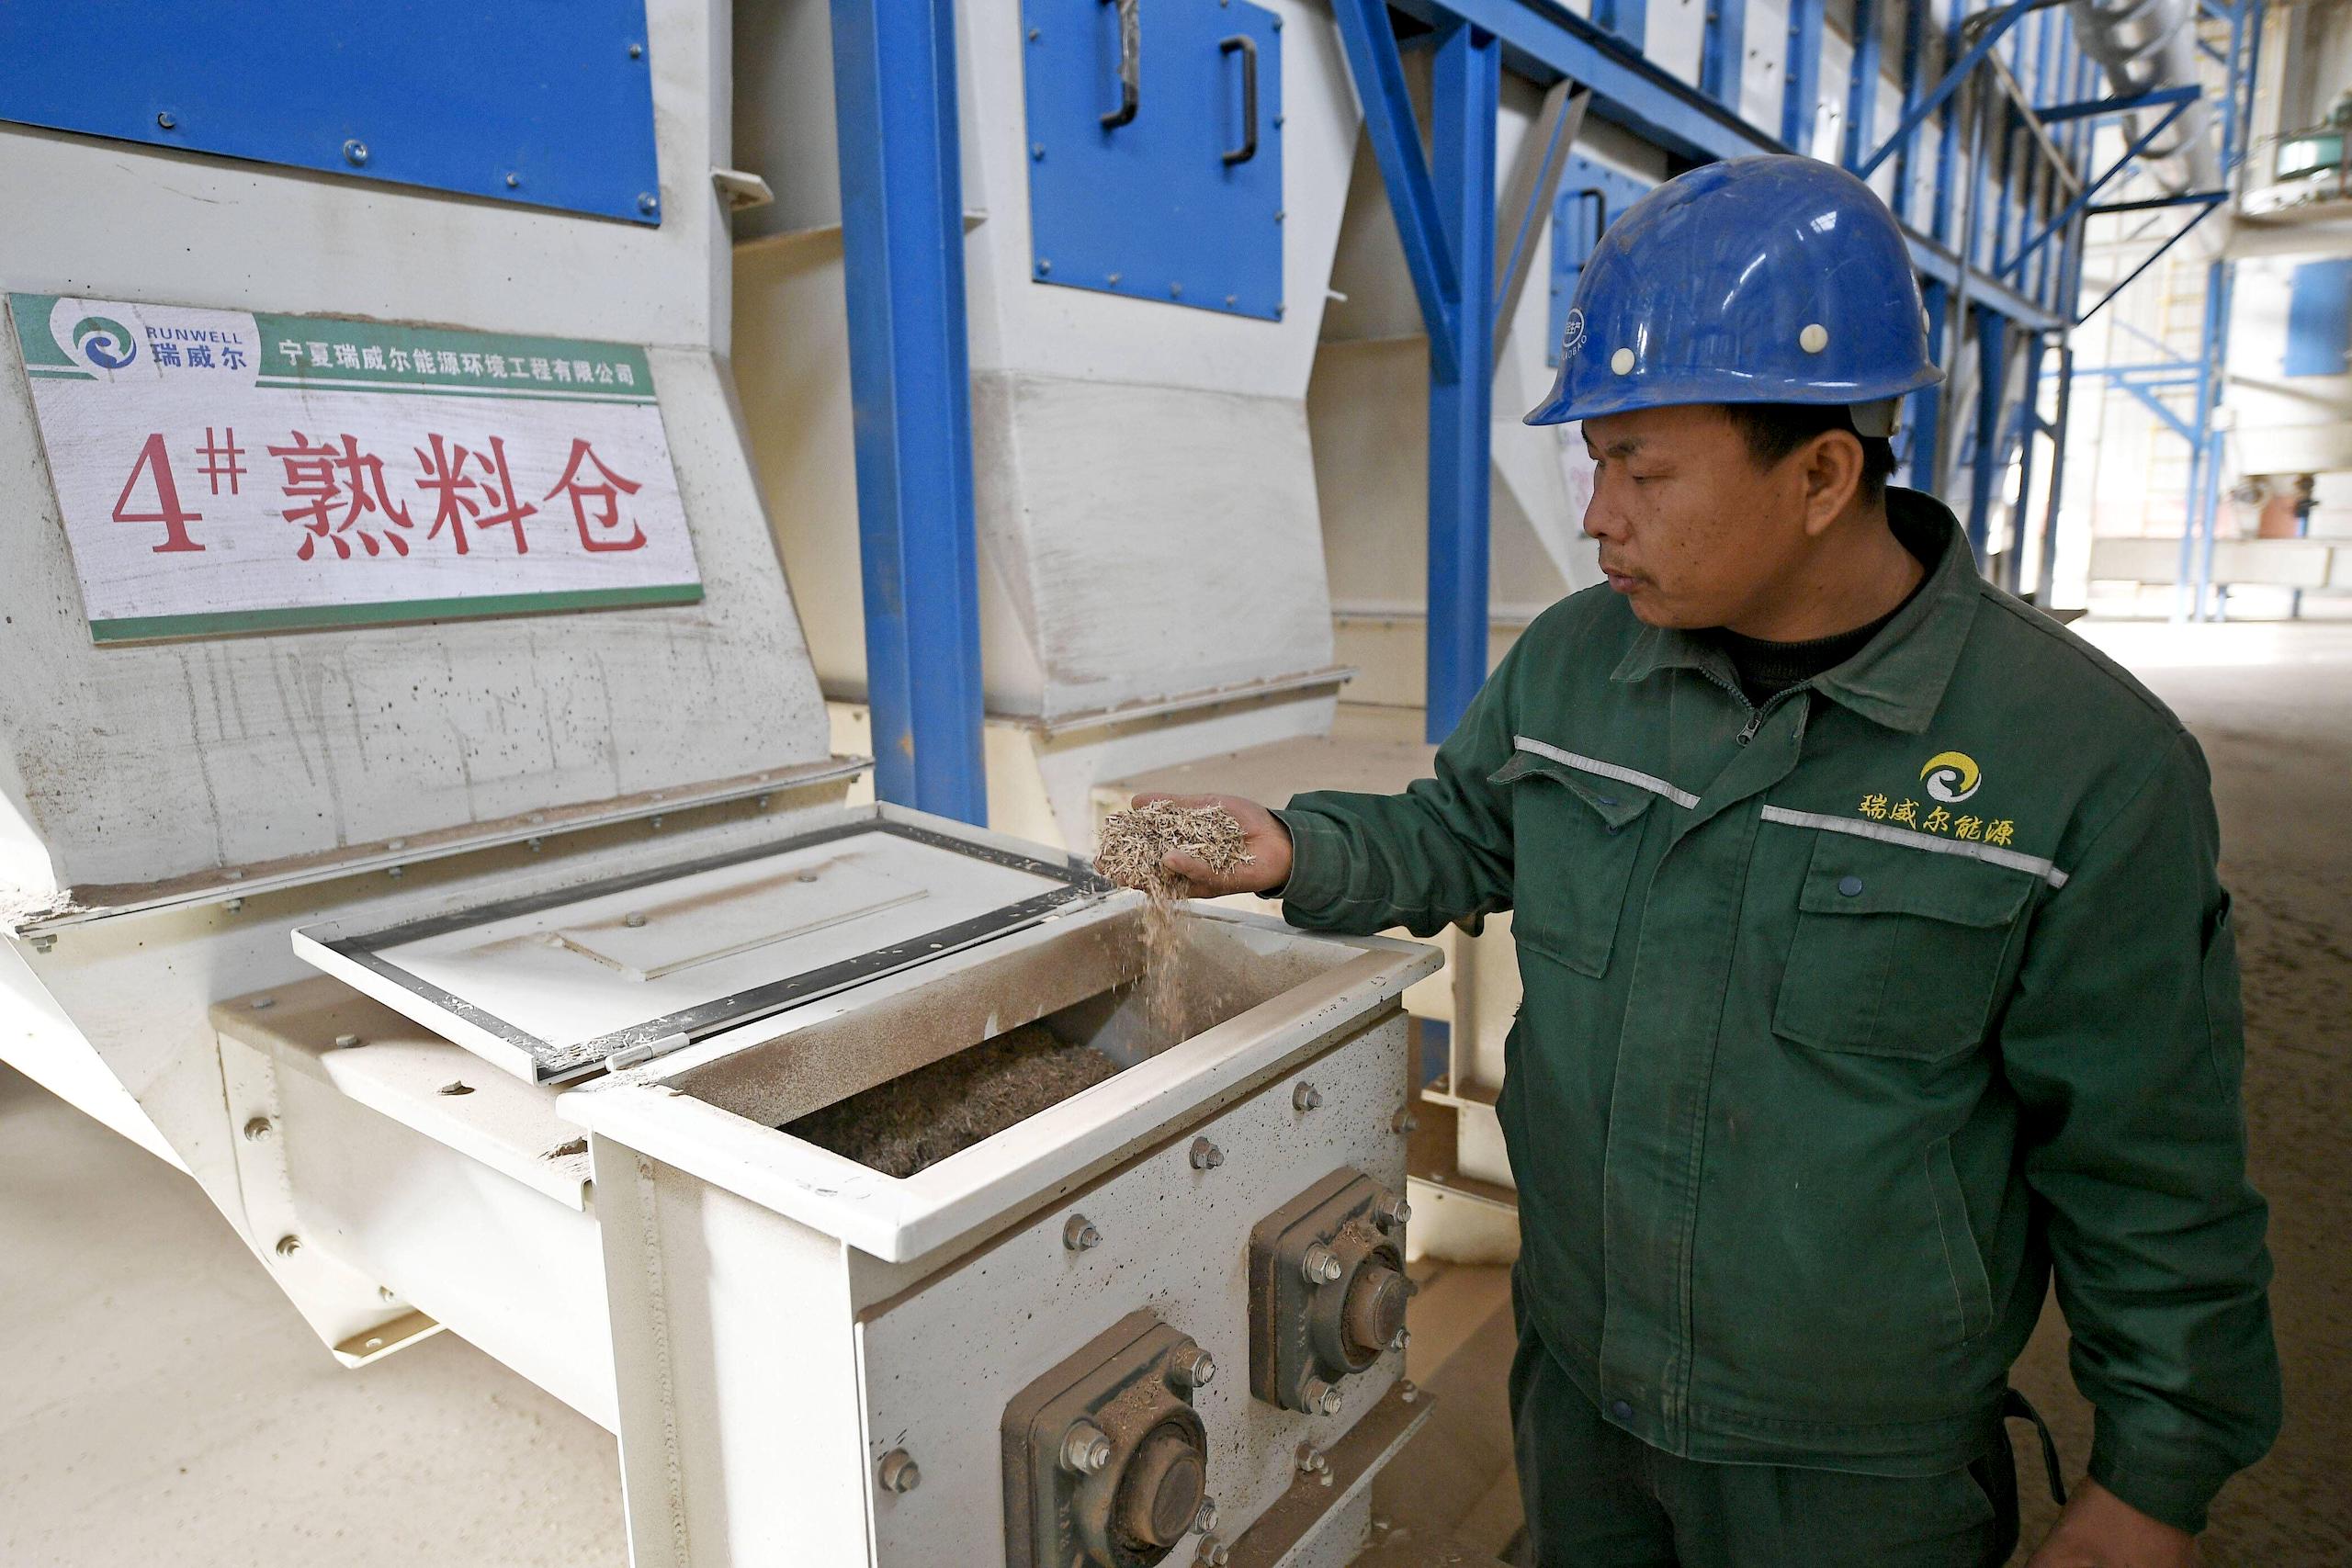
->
[1718,402,1896,500]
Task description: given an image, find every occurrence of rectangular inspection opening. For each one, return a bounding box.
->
[662,907,1357,1179]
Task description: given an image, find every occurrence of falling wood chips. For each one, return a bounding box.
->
[1093,801,1254,899]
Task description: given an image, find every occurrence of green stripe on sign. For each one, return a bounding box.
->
[89,583,705,644]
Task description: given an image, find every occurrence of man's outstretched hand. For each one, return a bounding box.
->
[1130,793,1293,897]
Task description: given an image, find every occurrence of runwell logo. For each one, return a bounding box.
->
[1560,307,1587,357]
[1919,750,1982,804]
[71,315,137,370]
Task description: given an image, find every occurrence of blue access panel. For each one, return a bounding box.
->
[0,1,662,225]
[1547,155,1652,367]
[2283,259,2352,378]
[1021,0,1284,319]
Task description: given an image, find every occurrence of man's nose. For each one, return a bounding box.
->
[1582,473,1626,541]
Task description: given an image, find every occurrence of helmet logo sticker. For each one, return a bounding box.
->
[1560,308,1586,357]
[1920,751,1982,804]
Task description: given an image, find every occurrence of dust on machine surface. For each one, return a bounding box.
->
[0,5,1441,1563]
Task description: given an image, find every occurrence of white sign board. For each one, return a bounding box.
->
[8,293,702,642]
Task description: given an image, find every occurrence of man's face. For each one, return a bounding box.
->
[1579,404,1815,630]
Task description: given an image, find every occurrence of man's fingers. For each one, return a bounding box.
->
[1161,850,1215,883]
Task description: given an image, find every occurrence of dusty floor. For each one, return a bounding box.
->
[3,621,2346,1565]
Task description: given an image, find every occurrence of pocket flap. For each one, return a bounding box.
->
[1490,750,1656,831]
[1796,832,2038,928]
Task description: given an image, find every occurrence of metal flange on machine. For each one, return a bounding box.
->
[1003,1310,1219,1568]
[1248,1167,1411,1415]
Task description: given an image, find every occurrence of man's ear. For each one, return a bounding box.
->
[1797,430,1865,537]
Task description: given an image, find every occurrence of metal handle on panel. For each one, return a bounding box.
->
[1102,0,1140,129]
[1220,35,1258,165]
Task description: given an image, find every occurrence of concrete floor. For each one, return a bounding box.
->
[4,620,2347,1565]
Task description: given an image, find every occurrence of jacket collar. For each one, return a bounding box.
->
[1608,488,1981,736]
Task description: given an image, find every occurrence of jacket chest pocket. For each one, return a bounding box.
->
[1771,831,2037,1060]
[1489,748,1658,978]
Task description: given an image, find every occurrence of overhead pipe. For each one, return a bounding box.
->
[2065,0,2224,197]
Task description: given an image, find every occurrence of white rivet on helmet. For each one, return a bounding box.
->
[1799,323,1829,354]
[1611,347,1635,375]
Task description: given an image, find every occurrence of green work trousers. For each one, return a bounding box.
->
[1510,1293,2021,1568]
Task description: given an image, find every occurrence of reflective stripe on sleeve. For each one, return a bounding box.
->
[1758,804,2069,888]
[1511,737,1701,810]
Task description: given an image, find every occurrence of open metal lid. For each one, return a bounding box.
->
[293,811,1109,1083]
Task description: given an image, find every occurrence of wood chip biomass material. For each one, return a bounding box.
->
[781,1022,1120,1178]
[1092,801,1253,899]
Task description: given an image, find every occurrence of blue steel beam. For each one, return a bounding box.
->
[1426,22,1502,742]
[1332,0,1465,379]
[1856,0,2041,180]
[1840,0,1883,169]
[1699,0,1748,109]
[2035,84,2201,121]
[1592,0,1646,49]
[1783,0,1825,152]
[829,0,987,822]
[1890,0,1929,220]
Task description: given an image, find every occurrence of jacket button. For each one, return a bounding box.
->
[1837,874,1865,897]
[1610,1399,1634,1421]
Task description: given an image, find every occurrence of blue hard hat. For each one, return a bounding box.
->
[1524,155,1941,427]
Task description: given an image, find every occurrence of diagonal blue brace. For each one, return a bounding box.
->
[2001,93,2197,279]
[1855,0,2040,179]
[1333,0,1465,382]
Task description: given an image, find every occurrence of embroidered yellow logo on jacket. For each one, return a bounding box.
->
[1856,752,2016,845]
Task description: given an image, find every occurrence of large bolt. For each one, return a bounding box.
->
[1170,1342,1216,1390]
[1300,1378,1342,1416]
[1299,1243,1344,1286]
[1064,1214,1102,1252]
[1293,1081,1322,1112]
[1194,1497,1219,1534]
[876,1449,922,1494]
[1189,1137,1225,1170]
[1060,1421,1113,1475]
[1374,1191,1412,1231]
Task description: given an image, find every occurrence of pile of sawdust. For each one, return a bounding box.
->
[782,1022,1120,1178]
[1093,801,1253,899]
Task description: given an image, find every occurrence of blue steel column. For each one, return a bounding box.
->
[829,0,988,822]
[1967,304,2009,564]
[1426,23,1500,743]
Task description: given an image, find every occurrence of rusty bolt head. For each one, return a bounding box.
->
[877,1449,922,1494]
[1189,1137,1225,1170]
[1293,1081,1322,1112]
[1170,1341,1216,1390]
[274,1234,301,1258]
[1301,1378,1342,1416]
[242,1117,275,1143]
[1060,1420,1113,1475]
[1299,1243,1343,1286]
[1374,1191,1412,1231]
[1063,1214,1102,1252]
[1295,1442,1323,1472]
[1390,1107,1419,1134]
[1194,1497,1218,1534]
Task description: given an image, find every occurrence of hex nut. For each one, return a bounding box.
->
[1293,1081,1322,1112]
[1374,1191,1413,1231]
[1299,1243,1343,1286]
[1063,1214,1102,1252]
[1198,1536,1230,1565]
[1189,1137,1225,1170]
[1060,1420,1113,1475]
[1170,1342,1216,1389]
[1194,1497,1219,1534]
[876,1449,922,1494]
[1301,1378,1342,1416]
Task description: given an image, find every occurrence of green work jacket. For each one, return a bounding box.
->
[1275,491,2279,1533]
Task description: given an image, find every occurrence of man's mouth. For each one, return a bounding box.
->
[1601,564,1645,592]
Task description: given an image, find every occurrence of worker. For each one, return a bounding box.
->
[1147,156,2278,1566]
